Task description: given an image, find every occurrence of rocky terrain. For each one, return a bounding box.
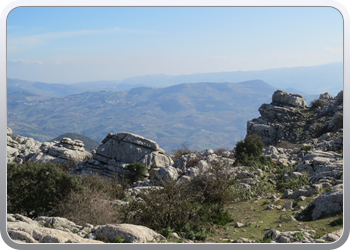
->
[6,89,343,244]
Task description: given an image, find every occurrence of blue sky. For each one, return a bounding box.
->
[7,7,343,84]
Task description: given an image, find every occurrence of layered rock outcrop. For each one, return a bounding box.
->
[7,214,165,243]
[7,128,92,164]
[72,132,173,178]
[247,90,343,146]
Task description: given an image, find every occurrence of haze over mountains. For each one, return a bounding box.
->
[7,62,342,151]
[7,62,342,97]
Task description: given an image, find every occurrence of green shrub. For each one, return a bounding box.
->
[121,162,235,233]
[293,231,305,241]
[300,145,312,152]
[113,235,125,243]
[310,98,325,109]
[121,178,201,231]
[190,162,236,205]
[7,162,82,218]
[126,162,149,184]
[234,134,264,160]
[275,166,310,192]
[160,227,174,239]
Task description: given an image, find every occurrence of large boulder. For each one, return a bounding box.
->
[92,224,166,243]
[272,90,307,108]
[72,132,173,179]
[301,185,343,220]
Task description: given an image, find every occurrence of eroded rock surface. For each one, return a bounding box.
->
[72,132,173,178]
[7,129,92,165]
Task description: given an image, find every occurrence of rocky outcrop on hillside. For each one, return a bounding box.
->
[72,132,173,178]
[7,127,92,165]
[247,90,343,146]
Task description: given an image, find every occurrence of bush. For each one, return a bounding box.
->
[275,164,310,192]
[7,162,82,218]
[214,148,227,156]
[293,232,305,241]
[187,156,201,168]
[234,134,264,160]
[121,162,235,233]
[79,173,128,200]
[122,178,202,231]
[126,162,149,184]
[310,98,325,109]
[300,145,313,152]
[171,143,191,162]
[190,162,236,205]
[50,186,120,226]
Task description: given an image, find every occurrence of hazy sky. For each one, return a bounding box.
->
[7,7,343,84]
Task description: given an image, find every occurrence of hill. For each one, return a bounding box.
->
[7,80,277,151]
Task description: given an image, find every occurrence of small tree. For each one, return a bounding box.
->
[234,134,264,159]
[126,162,149,183]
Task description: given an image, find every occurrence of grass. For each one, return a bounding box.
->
[204,196,343,243]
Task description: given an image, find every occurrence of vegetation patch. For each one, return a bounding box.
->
[310,98,326,109]
[7,162,82,218]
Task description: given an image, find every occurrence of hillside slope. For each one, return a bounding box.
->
[7,80,276,151]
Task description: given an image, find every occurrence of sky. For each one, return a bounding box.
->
[6,6,343,84]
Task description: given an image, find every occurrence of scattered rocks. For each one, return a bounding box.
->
[7,214,167,244]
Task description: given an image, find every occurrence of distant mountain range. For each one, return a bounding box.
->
[8,80,280,151]
[7,62,342,97]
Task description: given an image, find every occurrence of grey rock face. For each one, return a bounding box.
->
[7,214,102,243]
[302,184,343,220]
[247,90,343,146]
[92,224,166,243]
[72,132,173,179]
[6,129,92,165]
[272,90,307,108]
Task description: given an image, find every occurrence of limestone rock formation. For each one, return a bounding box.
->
[7,128,92,164]
[72,132,173,178]
[272,89,307,108]
[301,184,343,220]
[92,224,166,243]
[247,90,343,146]
[7,214,166,244]
[7,214,102,243]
